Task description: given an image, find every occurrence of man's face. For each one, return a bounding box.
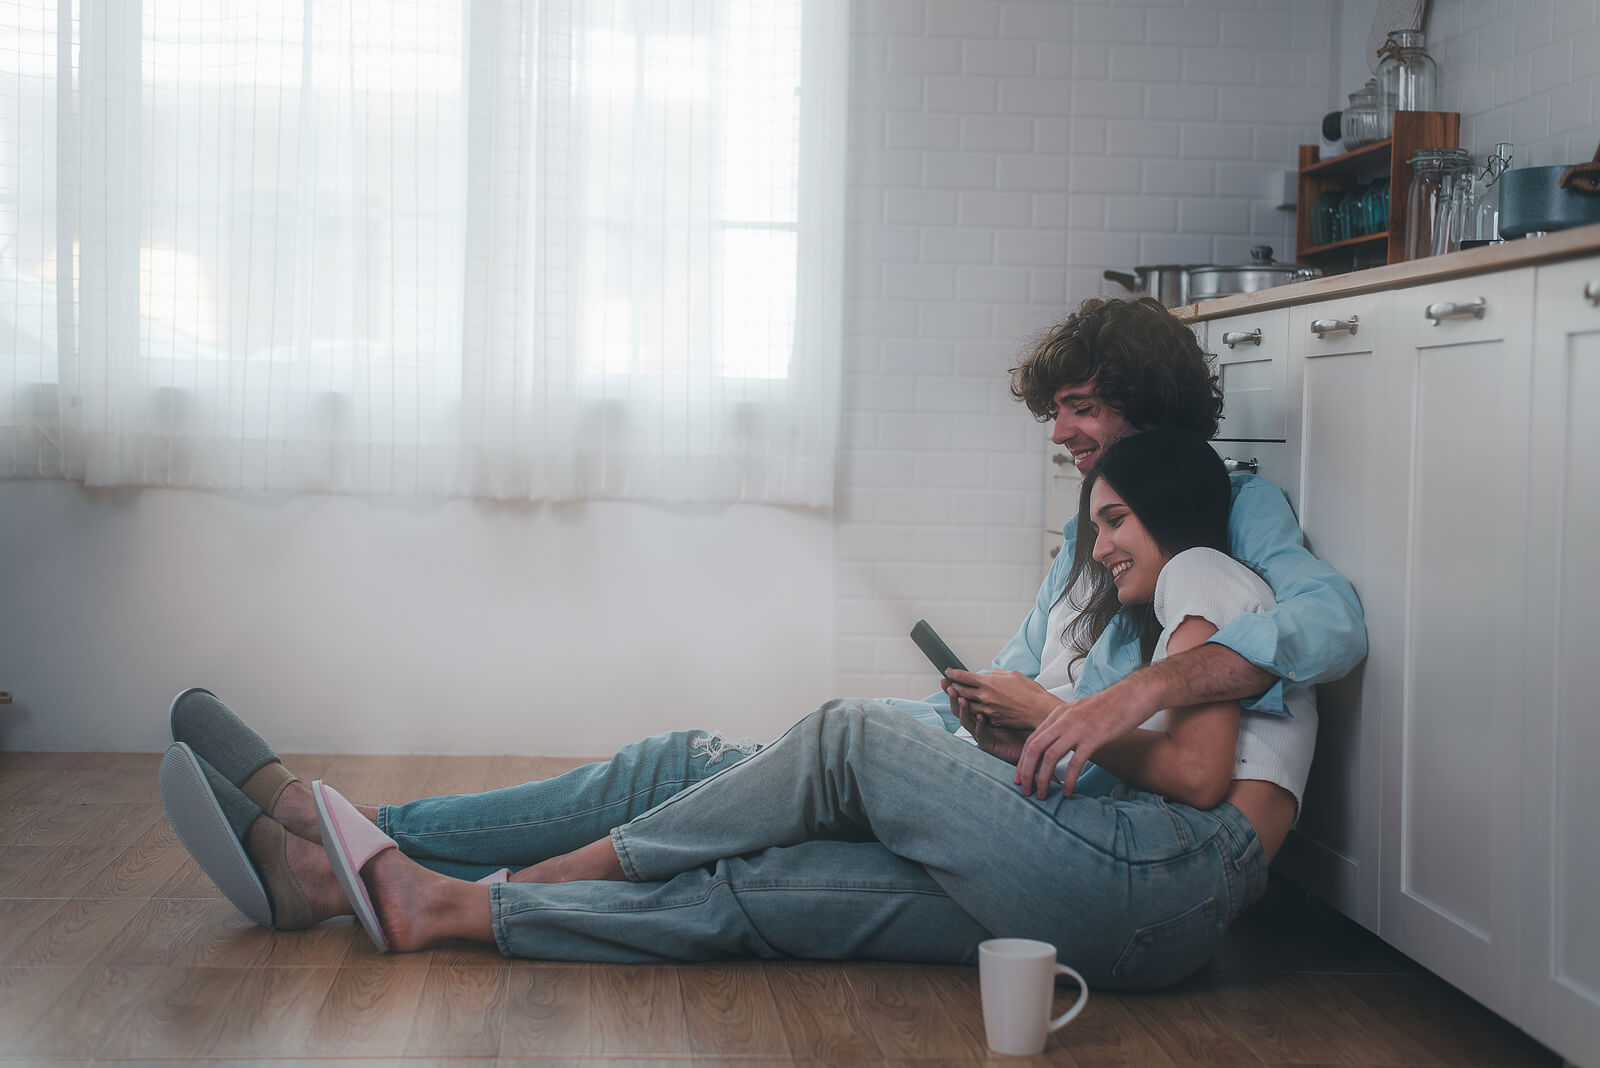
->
[1051,380,1137,473]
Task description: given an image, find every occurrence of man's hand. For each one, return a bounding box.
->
[1013,681,1151,798]
[941,669,1060,731]
[1013,642,1276,798]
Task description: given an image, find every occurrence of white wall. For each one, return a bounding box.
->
[0,481,834,754]
[1424,0,1600,165]
[11,0,1589,755]
[1330,0,1600,165]
[833,0,1328,700]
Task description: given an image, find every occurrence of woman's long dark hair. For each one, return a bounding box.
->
[1060,428,1233,677]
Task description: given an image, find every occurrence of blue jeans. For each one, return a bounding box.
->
[444,700,1266,987]
[378,728,760,881]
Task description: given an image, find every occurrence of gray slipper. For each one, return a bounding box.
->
[168,687,301,814]
[158,742,272,927]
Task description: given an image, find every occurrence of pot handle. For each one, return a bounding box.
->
[1102,270,1142,293]
[1557,141,1600,194]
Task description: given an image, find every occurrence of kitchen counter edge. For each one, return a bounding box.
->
[1170,220,1600,323]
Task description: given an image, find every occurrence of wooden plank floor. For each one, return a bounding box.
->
[0,750,1563,1066]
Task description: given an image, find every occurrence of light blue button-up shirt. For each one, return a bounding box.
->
[886,474,1367,739]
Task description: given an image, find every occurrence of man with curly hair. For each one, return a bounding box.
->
[915,296,1364,797]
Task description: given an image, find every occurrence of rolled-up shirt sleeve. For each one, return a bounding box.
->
[1204,476,1366,712]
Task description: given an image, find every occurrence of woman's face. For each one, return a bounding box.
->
[1088,478,1170,605]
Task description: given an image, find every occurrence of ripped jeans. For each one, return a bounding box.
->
[377,729,760,881]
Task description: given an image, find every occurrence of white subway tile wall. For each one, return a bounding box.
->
[833,0,1600,701]
[1424,0,1600,165]
[834,1,1323,699]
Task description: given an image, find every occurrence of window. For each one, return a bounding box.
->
[0,0,847,504]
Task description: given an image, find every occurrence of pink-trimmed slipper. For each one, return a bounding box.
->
[311,780,396,952]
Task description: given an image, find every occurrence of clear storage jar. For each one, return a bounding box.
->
[1404,149,1447,260]
[1378,30,1437,114]
[1341,79,1386,151]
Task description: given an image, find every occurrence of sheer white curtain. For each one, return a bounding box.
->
[0,0,847,504]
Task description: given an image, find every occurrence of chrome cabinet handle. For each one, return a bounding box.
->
[1425,298,1487,324]
[1586,281,1599,306]
[1310,315,1358,338]
[1221,329,1262,348]
[1222,456,1259,473]
[1051,452,1074,466]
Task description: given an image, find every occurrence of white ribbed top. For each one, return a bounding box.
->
[1145,547,1319,818]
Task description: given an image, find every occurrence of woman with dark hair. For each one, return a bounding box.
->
[185,426,1316,989]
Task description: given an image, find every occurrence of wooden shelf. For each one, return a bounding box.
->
[1300,231,1390,259]
[1296,110,1460,273]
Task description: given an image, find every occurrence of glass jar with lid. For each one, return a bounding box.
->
[1404,149,1447,260]
[1377,29,1438,114]
[1431,148,1475,256]
[1341,79,1387,150]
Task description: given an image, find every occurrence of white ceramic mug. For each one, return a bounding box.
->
[977,938,1089,1056]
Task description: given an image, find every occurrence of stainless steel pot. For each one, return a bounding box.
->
[1186,246,1321,301]
[1102,264,1195,307]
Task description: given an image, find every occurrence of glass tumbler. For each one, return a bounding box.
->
[1339,185,1369,240]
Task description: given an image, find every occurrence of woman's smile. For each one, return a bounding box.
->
[1088,479,1169,605]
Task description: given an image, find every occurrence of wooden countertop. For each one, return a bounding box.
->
[1172,220,1600,322]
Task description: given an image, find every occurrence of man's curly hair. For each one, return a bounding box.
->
[1010,297,1224,439]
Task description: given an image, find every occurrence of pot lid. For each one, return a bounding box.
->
[1188,245,1308,276]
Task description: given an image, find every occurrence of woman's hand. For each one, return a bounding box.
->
[940,669,1059,731]
[954,699,1032,766]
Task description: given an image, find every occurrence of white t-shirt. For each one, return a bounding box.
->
[1144,547,1319,817]
[1033,570,1089,704]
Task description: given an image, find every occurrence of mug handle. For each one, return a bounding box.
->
[1048,964,1090,1032]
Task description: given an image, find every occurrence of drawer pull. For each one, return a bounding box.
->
[1310,315,1358,338]
[1425,298,1486,324]
[1051,452,1074,466]
[1222,456,1259,474]
[1586,281,1600,306]
[1221,329,1262,348]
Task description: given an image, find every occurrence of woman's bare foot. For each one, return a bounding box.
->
[275,828,356,924]
[507,836,626,884]
[363,848,493,952]
[272,781,380,844]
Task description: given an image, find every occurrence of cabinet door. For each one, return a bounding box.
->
[1274,292,1391,934]
[1210,308,1289,443]
[1207,308,1300,505]
[1378,269,1534,1021]
[1519,259,1600,1065]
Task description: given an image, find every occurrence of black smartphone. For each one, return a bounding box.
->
[910,619,968,677]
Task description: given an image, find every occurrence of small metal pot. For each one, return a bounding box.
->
[1186,246,1321,302]
[1102,264,1195,307]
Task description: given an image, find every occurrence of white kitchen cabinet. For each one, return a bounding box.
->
[1271,289,1391,935]
[1203,307,1302,506]
[1519,258,1600,1062]
[1178,245,1600,1067]
[1374,268,1535,1023]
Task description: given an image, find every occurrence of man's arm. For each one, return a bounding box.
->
[1041,476,1366,794]
[1015,616,1244,800]
[1021,643,1268,794]
[1072,475,1366,713]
